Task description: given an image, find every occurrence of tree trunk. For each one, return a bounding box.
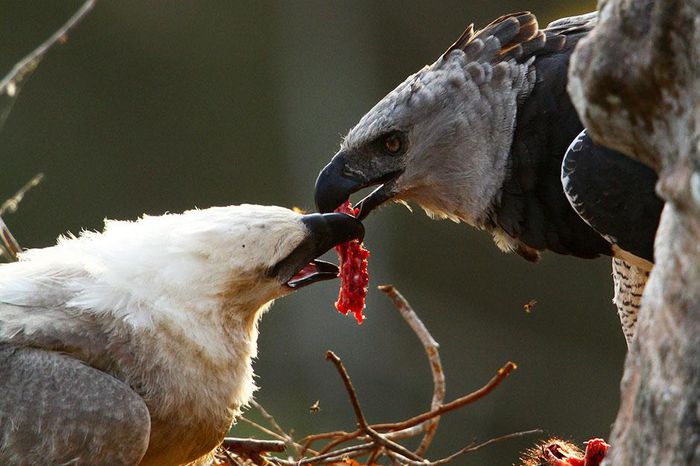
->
[568,1,700,464]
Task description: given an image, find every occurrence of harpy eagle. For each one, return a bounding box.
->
[0,205,363,465]
[314,12,663,346]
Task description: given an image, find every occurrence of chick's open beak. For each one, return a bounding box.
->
[270,213,364,289]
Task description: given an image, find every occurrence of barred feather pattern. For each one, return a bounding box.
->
[612,258,649,346]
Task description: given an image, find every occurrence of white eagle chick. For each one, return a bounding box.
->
[0,204,363,466]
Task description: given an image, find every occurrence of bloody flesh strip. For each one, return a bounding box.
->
[580,439,609,466]
[540,438,609,466]
[334,201,369,324]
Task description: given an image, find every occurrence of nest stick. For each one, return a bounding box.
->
[325,351,424,462]
[250,400,300,456]
[0,216,21,262]
[379,284,445,455]
[387,429,542,465]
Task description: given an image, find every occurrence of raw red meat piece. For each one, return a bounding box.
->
[581,439,609,466]
[520,438,609,466]
[334,201,369,324]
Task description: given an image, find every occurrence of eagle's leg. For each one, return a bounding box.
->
[0,346,151,466]
[612,258,649,347]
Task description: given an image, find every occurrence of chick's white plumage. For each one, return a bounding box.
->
[0,204,362,466]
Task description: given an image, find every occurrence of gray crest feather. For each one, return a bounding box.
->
[445,12,544,64]
[443,11,592,66]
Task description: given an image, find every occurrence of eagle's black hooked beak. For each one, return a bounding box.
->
[315,152,366,214]
[315,151,402,220]
[270,212,364,289]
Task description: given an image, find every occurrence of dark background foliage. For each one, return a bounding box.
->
[1,1,620,464]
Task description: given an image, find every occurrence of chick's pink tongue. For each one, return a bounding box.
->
[334,201,369,324]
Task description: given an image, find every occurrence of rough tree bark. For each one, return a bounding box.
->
[569,1,700,465]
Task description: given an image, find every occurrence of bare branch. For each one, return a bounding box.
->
[305,360,516,458]
[228,288,527,466]
[315,431,360,456]
[366,447,383,465]
[325,350,424,462]
[430,429,542,465]
[250,400,300,457]
[0,173,45,262]
[372,361,517,433]
[0,0,96,131]
[220,437,285,465]
[300,430,350,455]
[0,173,44,216]
[325,350,369,428]
[237,417,312,456]
[222,437,285,454]
[219,448,244,466]
[0,1,95,262]
[296,442,374,465]
[388,429,542,466]
[0,216,21,262]
[237,417,286,442]
[379,284,445,454]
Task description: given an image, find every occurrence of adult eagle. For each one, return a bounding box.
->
[314,12,663,346]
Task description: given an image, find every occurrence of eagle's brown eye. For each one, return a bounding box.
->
[384,133,402,154]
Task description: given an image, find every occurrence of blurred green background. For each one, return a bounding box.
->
[1,1,622,464]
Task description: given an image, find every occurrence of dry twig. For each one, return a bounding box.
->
[221,437,285,464]
[1,0,95,261]
[238,417,288,443]
[251,401,300,457]
[324,350,425,462]
[386,429,542,466]
[300,347,518,458]
[0,0,96,130]
[223,286,536,465]
[237,416,312,459]
[0,174,45,262]
[0,216,21,262]
[371,361,517,433]
[378,284,445,455]
[0,173,44,217]
[279,442,374,465]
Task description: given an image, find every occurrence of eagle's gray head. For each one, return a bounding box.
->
[315,13,543,227]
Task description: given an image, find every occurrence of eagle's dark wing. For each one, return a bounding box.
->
[494,13,612,262]
[561,129,663,347]
[561,129,663,267]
